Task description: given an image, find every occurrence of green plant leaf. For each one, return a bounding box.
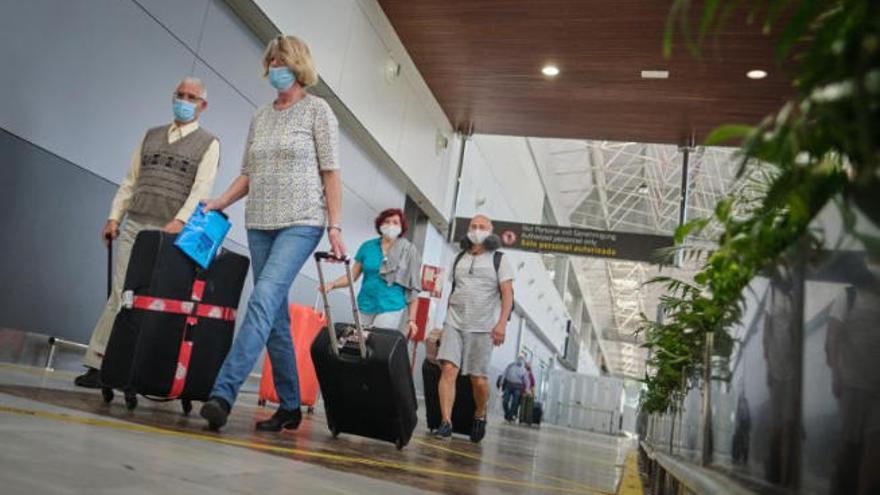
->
[699,0,721,41]
[705,124,755,146]
[674,217,711,244]
[715,197,734,223]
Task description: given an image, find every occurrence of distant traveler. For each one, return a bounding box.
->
[501,353,529,422]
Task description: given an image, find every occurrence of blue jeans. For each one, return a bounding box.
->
[211,226,323,410]
[503,385,522,420]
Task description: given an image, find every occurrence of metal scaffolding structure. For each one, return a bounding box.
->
[529,138,746,378]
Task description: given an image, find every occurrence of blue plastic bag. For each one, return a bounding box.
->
[174,203,231,269]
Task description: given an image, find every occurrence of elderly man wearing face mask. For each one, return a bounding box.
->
[435,215,515,443]
[321,208,422,337]
[74,77,220,389]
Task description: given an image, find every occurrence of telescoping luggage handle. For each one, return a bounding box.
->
[106,234,113,298]
[313,252,367,359]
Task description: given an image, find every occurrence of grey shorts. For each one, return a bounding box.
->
[436,325,493,377]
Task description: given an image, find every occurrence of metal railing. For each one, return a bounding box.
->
[43,336,88,371]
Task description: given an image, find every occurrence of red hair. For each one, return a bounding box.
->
[375,208,408,236]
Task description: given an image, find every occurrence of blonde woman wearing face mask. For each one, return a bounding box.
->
[199,35,344,433]
[321,208,422,338]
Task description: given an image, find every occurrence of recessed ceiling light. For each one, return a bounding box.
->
[747,69,768,80]
[641,70,669,79]
[542,65,560,77]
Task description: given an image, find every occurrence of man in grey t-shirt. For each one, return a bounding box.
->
[435,215,514,442]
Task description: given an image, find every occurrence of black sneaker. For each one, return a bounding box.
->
[470,417,487,443]
[434,421,453,438]
[200,397,231,431]
[74,367,103,389]
[255,407,302,432]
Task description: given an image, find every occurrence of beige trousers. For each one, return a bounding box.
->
[82,217,163,369]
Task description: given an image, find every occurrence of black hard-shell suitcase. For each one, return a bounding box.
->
[100,230,249,413]
[422,359,476,434]
[310,252,418,450]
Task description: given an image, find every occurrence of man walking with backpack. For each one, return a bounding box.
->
[435,215,514,442]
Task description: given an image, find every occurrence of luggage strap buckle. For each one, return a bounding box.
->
[121,290,134,309]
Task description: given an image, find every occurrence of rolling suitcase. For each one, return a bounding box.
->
[519,393,535,425]
[422,359,476,434]
[100,230,249,413]
[533,401,543,426]
[259,301,325,410]
[310,252,418,450]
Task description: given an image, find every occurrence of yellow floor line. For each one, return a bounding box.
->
[615,450,643,495]
[0,405,609,495]
[413,438,606,493]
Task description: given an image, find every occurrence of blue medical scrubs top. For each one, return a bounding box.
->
[355,238,407,314]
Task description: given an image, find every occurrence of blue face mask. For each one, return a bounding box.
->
[268,66,296,91]
[173,99,197,122]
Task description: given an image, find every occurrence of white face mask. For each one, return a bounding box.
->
[467,229,490,245]
[380,224,401,240]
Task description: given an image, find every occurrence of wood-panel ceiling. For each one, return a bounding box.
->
[379,0,793,144]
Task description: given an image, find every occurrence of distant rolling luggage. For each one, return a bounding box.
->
[310,252,418,450]
[259,302,325,410]
[100,230,249,413]
[533,400,543,426]
[519,393,535,425]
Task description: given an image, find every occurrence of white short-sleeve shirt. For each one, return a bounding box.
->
[446,251,514,333]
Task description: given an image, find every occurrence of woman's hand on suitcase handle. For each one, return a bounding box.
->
[102,220,119,247]
[327,228,347,261]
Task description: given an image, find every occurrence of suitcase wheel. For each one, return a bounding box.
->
[257,399,266,407]
[101,388,114,404]
[307,406,315,415]
[124,392,138,411]
[395,437,406,450]
[330,426,340,439]
[181,399,192,416]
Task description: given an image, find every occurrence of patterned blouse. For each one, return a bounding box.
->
[241,94,340,229]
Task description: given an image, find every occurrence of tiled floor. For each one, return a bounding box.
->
[0,360,632,494]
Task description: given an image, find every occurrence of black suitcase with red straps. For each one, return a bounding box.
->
[100,230,249,413]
